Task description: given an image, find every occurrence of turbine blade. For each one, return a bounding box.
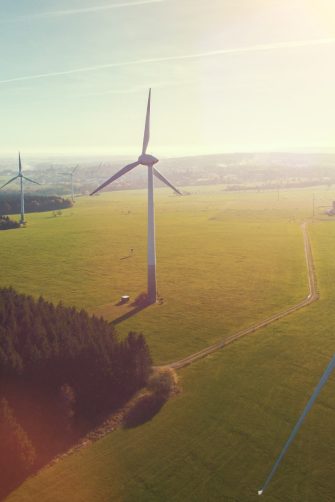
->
[22,176,40,185]
[0,176,19,190]
[258,353,335,495]
[72,164,79,175]
[142,88,151,155]
[90,161,139,195]
[153,167,182,195]
[18,152,22,174]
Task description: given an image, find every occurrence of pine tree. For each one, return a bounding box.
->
[0,398,36,497]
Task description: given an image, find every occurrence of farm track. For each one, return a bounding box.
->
[43,222,319,463]
[162,222,318,370]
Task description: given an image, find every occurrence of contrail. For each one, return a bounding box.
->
[12,1,164,20]
[0,38,334,85]
[258,353,335,496]
[81,79,191,97]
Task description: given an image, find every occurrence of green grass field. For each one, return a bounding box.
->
[0,185,319,363]
[3,185,335,501]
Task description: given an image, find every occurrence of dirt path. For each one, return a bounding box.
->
[46,223,318,463]
[161,222,318,370]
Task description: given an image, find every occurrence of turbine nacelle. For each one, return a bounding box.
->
[138,154,159,166]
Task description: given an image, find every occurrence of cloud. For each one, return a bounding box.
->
[0,38,334,85]
[12,1,164,20]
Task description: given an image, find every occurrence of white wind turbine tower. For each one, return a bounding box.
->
[0,153,40,225]
[91,89,182,304]
[59,165,78,202]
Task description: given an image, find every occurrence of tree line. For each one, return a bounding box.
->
[0,216,20,231]
[0,194,72,216]
[0,287,152,499]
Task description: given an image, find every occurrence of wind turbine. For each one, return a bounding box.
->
[59,165,78,202]
[0,153,40,225]
[90,88,182,304]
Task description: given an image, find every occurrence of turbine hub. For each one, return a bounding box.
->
[138,154,159,166]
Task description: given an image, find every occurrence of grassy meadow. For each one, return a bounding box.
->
[0,185,322,363]
[2,184,335,501]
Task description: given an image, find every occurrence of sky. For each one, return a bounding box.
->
[0,0,335,157]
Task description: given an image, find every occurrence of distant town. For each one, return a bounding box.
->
[1,152,335,198]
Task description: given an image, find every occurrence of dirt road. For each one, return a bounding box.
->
[163,222,318,370]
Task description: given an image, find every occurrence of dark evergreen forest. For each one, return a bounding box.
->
[0,216,20,230]
[0,288,152,499]
[0,194,72,215]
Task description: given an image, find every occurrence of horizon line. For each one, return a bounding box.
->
[0,148,334,159]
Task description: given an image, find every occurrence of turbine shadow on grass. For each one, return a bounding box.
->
[111,303,151,326]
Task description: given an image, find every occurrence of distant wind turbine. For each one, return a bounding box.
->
[59,165,78,202]
[90,88,182,304]
[0,153,40,225]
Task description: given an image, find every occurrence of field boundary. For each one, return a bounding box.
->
[162,222,319,370]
